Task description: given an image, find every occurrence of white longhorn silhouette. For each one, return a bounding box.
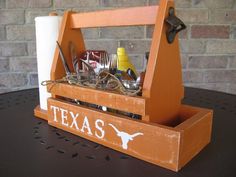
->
[108,123,143,150]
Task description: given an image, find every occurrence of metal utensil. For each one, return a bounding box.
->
[127,68,137,81]
[122,80,140,90]
[56,41,71,75]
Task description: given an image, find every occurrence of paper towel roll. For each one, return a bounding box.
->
[35,16,62,110]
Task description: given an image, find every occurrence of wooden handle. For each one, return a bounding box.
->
[49,12,58,16]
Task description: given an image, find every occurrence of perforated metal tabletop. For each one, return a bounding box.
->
[0,88,235,177]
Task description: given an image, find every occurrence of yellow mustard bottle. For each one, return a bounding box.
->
[117,47,137,76]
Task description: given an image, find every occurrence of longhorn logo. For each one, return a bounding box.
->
[108,124,143,150]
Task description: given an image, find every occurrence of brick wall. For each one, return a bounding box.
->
[0,0,236,94]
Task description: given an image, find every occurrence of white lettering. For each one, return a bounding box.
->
[81,116,92,135]
[50,105,59,122]
[49,106,110,140]
[95,119,105,139]
[70,112,79,130]
[60,108,69,127]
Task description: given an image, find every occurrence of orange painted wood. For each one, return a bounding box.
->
[49,0,183,124]
[33,0,214,172]
[176,105,213,168]
[70,6,158,28]
[51,11,86,81]
[47,98,213,171]
[34,105,48,120]
[47,83,146,116]
[47,98,180,171]
[142,0,184,124]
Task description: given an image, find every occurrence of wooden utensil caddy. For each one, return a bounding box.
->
[34,0,213,171]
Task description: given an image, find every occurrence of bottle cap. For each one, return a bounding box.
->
[117,47,126,56]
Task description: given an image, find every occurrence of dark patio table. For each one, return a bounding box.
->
[0,87,235,177]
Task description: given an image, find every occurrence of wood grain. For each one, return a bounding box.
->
[70,6,158,28]
[47,83,146,116]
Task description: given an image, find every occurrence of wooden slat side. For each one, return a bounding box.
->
[176,108,213,169]
[47,83,146,116]
[47,98,180,171]
[70,6,158,28]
